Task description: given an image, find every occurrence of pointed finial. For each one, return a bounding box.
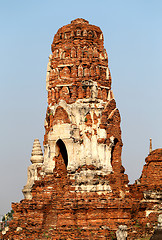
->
[149,138,152,154]
[30,139,44,164]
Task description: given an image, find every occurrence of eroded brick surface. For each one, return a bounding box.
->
[1,19,162,240]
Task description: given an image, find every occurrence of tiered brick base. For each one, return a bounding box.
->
[2,154,161,239]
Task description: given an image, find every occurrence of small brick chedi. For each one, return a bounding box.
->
[2,19,162,239]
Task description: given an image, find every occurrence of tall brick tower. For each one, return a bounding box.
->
[43,18,126,183]
[2,18,162,240]
[3,19,147,240]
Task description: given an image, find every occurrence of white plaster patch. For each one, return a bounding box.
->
[44,97,114,174]
[49,123,71,140]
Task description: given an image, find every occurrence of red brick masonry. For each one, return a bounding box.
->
[2,19,162,240]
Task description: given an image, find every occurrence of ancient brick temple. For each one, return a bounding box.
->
[1,19,162,240]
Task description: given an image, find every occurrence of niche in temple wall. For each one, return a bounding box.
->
[43,100,114,174]
[59,66,71,79]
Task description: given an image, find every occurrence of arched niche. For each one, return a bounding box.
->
[53,106,70,125]
[56,139,68,168]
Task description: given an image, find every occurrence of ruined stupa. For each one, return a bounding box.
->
[2,18,162,240]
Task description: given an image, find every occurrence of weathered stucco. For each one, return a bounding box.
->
[2,18,162,240]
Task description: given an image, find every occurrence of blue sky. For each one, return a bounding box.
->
[0,0,162,216]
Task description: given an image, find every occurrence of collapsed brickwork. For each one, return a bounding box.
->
[140,149,162,190]
[1,19,162,240]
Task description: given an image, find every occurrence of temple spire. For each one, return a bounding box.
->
[149,138,152,154]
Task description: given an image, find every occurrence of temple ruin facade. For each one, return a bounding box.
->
[1,18,162,240]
